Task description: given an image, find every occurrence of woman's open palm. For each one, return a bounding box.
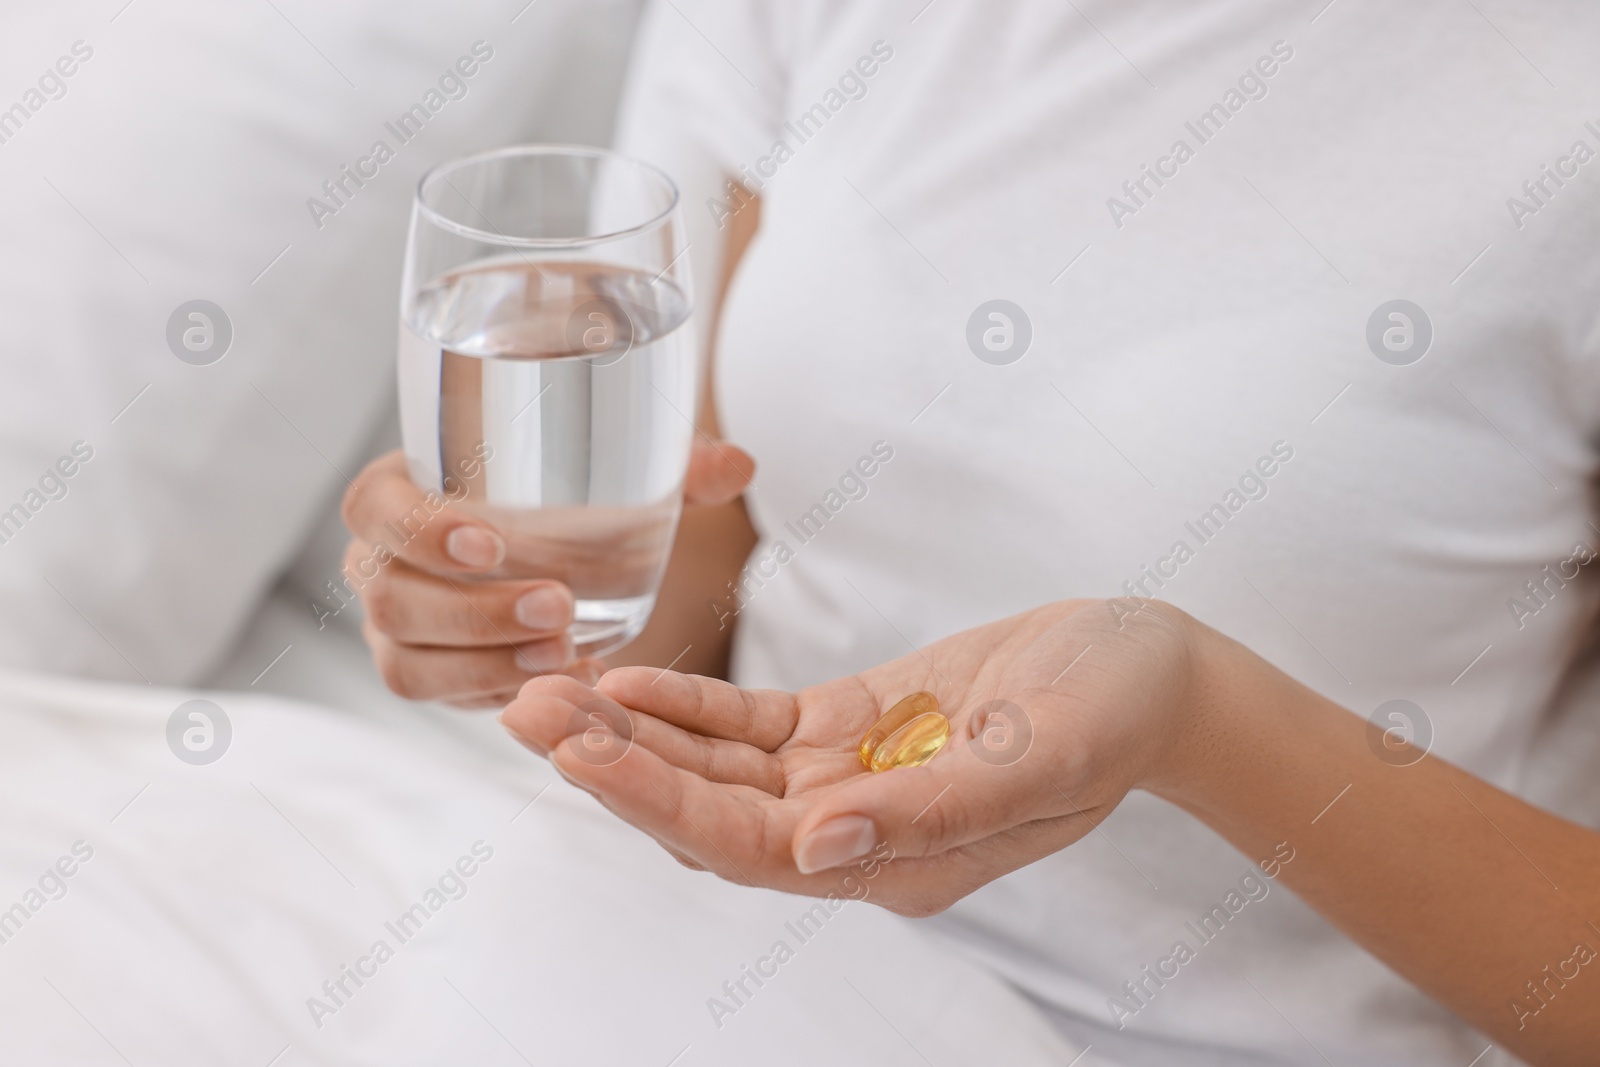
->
[501,598,1197,915]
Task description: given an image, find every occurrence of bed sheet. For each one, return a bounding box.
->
[0,590,1097,1066]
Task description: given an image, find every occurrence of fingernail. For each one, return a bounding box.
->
[515,641,569,673]
[794,815,877,874]
[515,587,570,630]
[446,526,504,569]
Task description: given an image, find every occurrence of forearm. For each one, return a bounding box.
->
[1152,621,1600,1063]
[605,497,757,677]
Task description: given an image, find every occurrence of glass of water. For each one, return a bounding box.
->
[398,145,696,656]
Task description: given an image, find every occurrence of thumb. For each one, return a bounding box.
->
[790,736,1056,874]
[684,440,755,506]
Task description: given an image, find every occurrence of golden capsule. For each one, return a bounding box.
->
[869,712,951,772]
[858,691,940,769]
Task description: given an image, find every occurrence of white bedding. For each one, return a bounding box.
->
[0,594,1094,1065]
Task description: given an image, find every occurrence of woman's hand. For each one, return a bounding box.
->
[499,597,1203,914]
[502,595,1600,1062]
[341,442,754,708]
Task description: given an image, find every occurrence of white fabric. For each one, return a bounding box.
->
[0,659,1089,1066]
[0,0,641,685]
[613,2,1600,1065]
[0,7,1094,1062]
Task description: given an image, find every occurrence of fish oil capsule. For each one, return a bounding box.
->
[858,691,939,769]
[858,691,950,772]
[868,712,950,772]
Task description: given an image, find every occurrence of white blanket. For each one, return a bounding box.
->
[0,656,1093,1066]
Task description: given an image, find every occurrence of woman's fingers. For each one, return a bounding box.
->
[346,540,573,646]
[549,730,790,887]
[683,440,755,506]
[502,675,786,793]
[498,675,605,755]
[547,732,945,903]
[508,675,1094,910]
[347,444,754,568]
[341,453,587,704]
[541,714,1084,913]
[629,713,787,794]
[363,621,596,703]
[596,667,799,751]
[453,688,529,711]
[342,450,505,574]
[788,730,1081,872]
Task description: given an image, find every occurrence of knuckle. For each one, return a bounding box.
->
[373,646,421,699]
[889,894,952,919]
[454,691,511,710]
[663,846,706,872]
[462,653,511,696]
[360,576,407,635]
[689,731,721,778]
[876,878,958,918]
[881,898,922,918]
[710,858,753,887]
[423,645,515,701]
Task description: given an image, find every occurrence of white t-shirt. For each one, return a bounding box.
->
[614,2,1600,1064]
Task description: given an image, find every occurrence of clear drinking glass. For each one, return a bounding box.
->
[398,145,696,656]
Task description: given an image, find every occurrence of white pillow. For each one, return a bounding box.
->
[0,1,643,683]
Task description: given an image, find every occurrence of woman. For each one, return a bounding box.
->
[343,1,1600,1063]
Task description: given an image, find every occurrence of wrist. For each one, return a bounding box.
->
[1137,609,1273,811]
